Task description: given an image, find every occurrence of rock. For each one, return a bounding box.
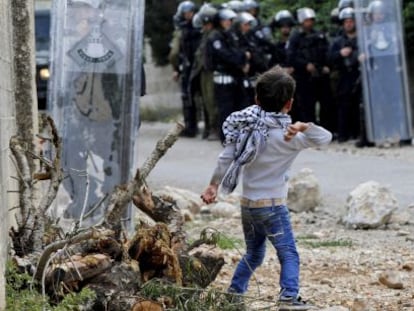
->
[402,262,414,271]
[378,270,404,289]
[396,230,410,237]
[351,298,370,311]
[342,181,398,229]
[288,168,321,213]
[181,208,193,222]
[207,201,240,218]
[319,307,349,311]
[320,278,334,287]
[390,209,414,225]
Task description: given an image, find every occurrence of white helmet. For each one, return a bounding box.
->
[339,7,355,21]
[236,12,257,27]
[227,0,245,13]
[218,8,237,21]
[297,7,316,24]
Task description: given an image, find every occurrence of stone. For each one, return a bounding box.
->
[208,201,240,218]
[342,181,398,229]
[378,270,404,289]
[288,168,321,213]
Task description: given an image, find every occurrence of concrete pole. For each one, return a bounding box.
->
[0,0,16,309]
[11,0,39,166]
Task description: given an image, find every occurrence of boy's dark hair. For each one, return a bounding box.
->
[255,66,296,112]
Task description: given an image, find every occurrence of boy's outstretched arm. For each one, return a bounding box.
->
[201,144,236,204]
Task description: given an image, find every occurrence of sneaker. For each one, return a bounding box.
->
[278,296,311,311]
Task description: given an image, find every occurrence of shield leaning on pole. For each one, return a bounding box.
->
[48,0,145,227]
[355,0,412,144]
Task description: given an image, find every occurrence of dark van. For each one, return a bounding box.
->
[35,9,50,110]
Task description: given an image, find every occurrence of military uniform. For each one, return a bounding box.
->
[190,27,218,139]
[206,28,248,141]
[329,32,360,142]
[169,19,201,137]
[287,28,336,132]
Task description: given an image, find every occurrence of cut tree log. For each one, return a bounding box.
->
[45,253,112,293]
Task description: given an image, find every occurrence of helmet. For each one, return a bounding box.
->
[192,13,203,29]
[227,1,245,13]
[274,10,295,27]
[236,12,258,27]
[331,8,340,24]
[177,1,196,15]
[368,0,385,14]
[297,8,316,24]
[339,7,355,20]
[218,8,237,21]
[338,0,354,11]
[243,0,259,11]
[198,3,218,24]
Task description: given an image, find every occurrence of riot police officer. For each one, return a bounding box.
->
[190,4,220,140]
[205,8,251,142]
[269,9,296,71]
[286,8,336,133]
[243,0,275,68]
[329,6,360,143]
[169,1,201,137]
[230,12,267,105]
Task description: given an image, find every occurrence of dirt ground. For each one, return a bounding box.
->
[138,122,414,311]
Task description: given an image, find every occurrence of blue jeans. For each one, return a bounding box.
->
[229,205,300,297]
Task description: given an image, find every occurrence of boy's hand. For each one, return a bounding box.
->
[284,122,310,141]
[201,184,218,204]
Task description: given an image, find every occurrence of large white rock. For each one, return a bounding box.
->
[288,168,321,213]
[343,181,398,229]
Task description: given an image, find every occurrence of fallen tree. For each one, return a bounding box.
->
[8,118,226,311]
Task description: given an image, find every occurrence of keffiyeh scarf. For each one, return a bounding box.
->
[221,105,292,194]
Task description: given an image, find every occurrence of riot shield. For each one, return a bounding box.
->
[355,0,412,144]
[48,0,145,227]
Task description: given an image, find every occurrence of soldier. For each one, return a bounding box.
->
[190,4,220,140]
[205,8,251,142]
[168,1,201,137]
[286,8,336,133]
[269,9,296,72]
[243,0,275,69]
[329,6,361,143]
[230,12,267,105]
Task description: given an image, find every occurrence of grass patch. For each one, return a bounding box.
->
[6,261,96,311]
[140,105,181,122]
[216,234,244,250]
[299,239,353,248]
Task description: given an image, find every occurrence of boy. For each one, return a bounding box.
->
[201,67,332,310]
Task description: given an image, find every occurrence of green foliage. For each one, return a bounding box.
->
[6,261,96,311]
[140,279,248,310]
[215,234,244,250]
[403,0,414,54]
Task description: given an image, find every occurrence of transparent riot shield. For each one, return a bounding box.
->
[48,0,145,228]
[355,0,412,144]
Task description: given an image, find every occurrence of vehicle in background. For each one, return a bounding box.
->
[35,8,51,110]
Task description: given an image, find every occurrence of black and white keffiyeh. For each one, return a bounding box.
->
[221,105,292,194]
